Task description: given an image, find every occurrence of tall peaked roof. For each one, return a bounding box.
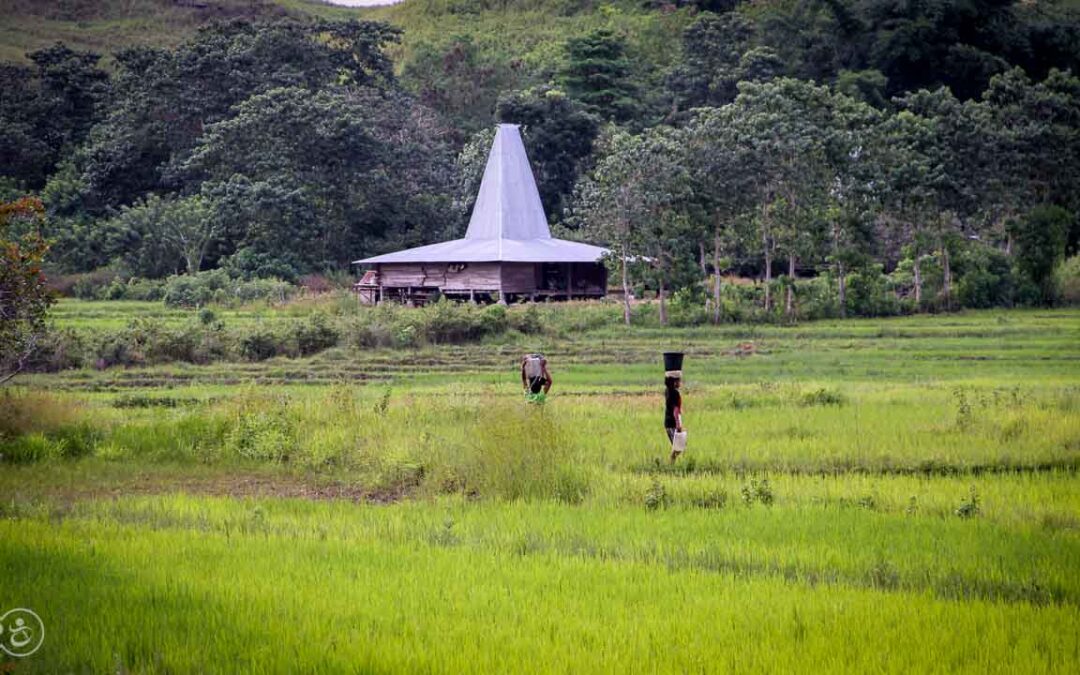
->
[355,124,608,265]
[465,124,551,241]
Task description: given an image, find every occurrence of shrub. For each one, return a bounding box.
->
[294,313,339,356]
[240,328,281,361]
[298,274,333,294]
[1011,205,1072,305]
[956,245,1014,309]
[668,287,708,327]
[955,486,981,518]
[845,265,901,317]
[799,388,846,407]
[163,273,217,308]
[123,277,167,301]
[62,268,121,299]
[223,397,296,462]
[27,327,84,372]
[740,477,774,506]
[644,480,669,510]
[508,302,545,334]
[1055,255,1080,306]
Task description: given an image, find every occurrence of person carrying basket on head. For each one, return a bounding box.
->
[664,352,687,462]
[521,353,552,403]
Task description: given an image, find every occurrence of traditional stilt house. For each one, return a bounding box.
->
[354,124,609,305]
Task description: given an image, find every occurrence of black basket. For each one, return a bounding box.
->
[663,352,684,372]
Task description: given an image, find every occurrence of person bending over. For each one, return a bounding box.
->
[521,354,552,397]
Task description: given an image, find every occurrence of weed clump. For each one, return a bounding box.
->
[741,478,774,506]
[688,488,728,510]
[799,388,847,407]
[955,486,981,518]
[644,481,669,510]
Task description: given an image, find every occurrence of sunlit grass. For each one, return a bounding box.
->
[2,309,1078,672]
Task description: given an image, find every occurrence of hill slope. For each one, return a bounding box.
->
[0,0,361,63]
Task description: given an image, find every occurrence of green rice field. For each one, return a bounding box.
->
[1,305,1078,672]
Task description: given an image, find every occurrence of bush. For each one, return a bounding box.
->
[668,287,708,327]
[223,396,296,462]
[240,328,281,361]
[299,274,334,294]
[956,245,1014,309]
[294,313,339,356]
[27,327,84,372]
[1055,255,1080,306]
[163,272,220,307]
[1011,205,1072,305]
[57,268,122,299]
[845,265,901,317]
[161,270,296,308]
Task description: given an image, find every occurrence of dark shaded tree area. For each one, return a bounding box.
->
[1,20,456,279]
[668,0,1080,111]
[0,44,110,192]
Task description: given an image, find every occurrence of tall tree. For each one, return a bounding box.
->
[574,128,694,325]
[562,29,640,124]
[665,12,756,114]
[682,106,757,323]
[108,194,219,277]
[725,79,840,314]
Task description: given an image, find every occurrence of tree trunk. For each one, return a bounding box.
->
[837,261,847,319]
[785,253,796,317]
[658,275,667,326]
[913,256,922,307]
[763,243,773,312]
[621,243,631,326]
[941,245,952,311]
[699,241,707,276]
[713,233,722,324]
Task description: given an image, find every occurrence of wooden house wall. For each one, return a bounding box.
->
[376,263,502,291]
[500,263,538,293]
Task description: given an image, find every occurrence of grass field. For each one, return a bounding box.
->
[1,305,1079,672]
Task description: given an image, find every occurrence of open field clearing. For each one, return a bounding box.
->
[2,308,1079,672]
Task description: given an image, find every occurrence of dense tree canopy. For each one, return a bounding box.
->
[0,1,1077,314]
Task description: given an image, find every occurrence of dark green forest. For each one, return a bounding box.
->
[2,0,1079,319]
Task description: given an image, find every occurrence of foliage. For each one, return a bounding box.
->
[1056,255,1080,306]
[0,2,1078,320]
[561,28,640,124]
[0,196,53,383]
[1011,205,1073,305]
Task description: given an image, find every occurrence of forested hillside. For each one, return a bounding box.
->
[2,0,1079,320]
